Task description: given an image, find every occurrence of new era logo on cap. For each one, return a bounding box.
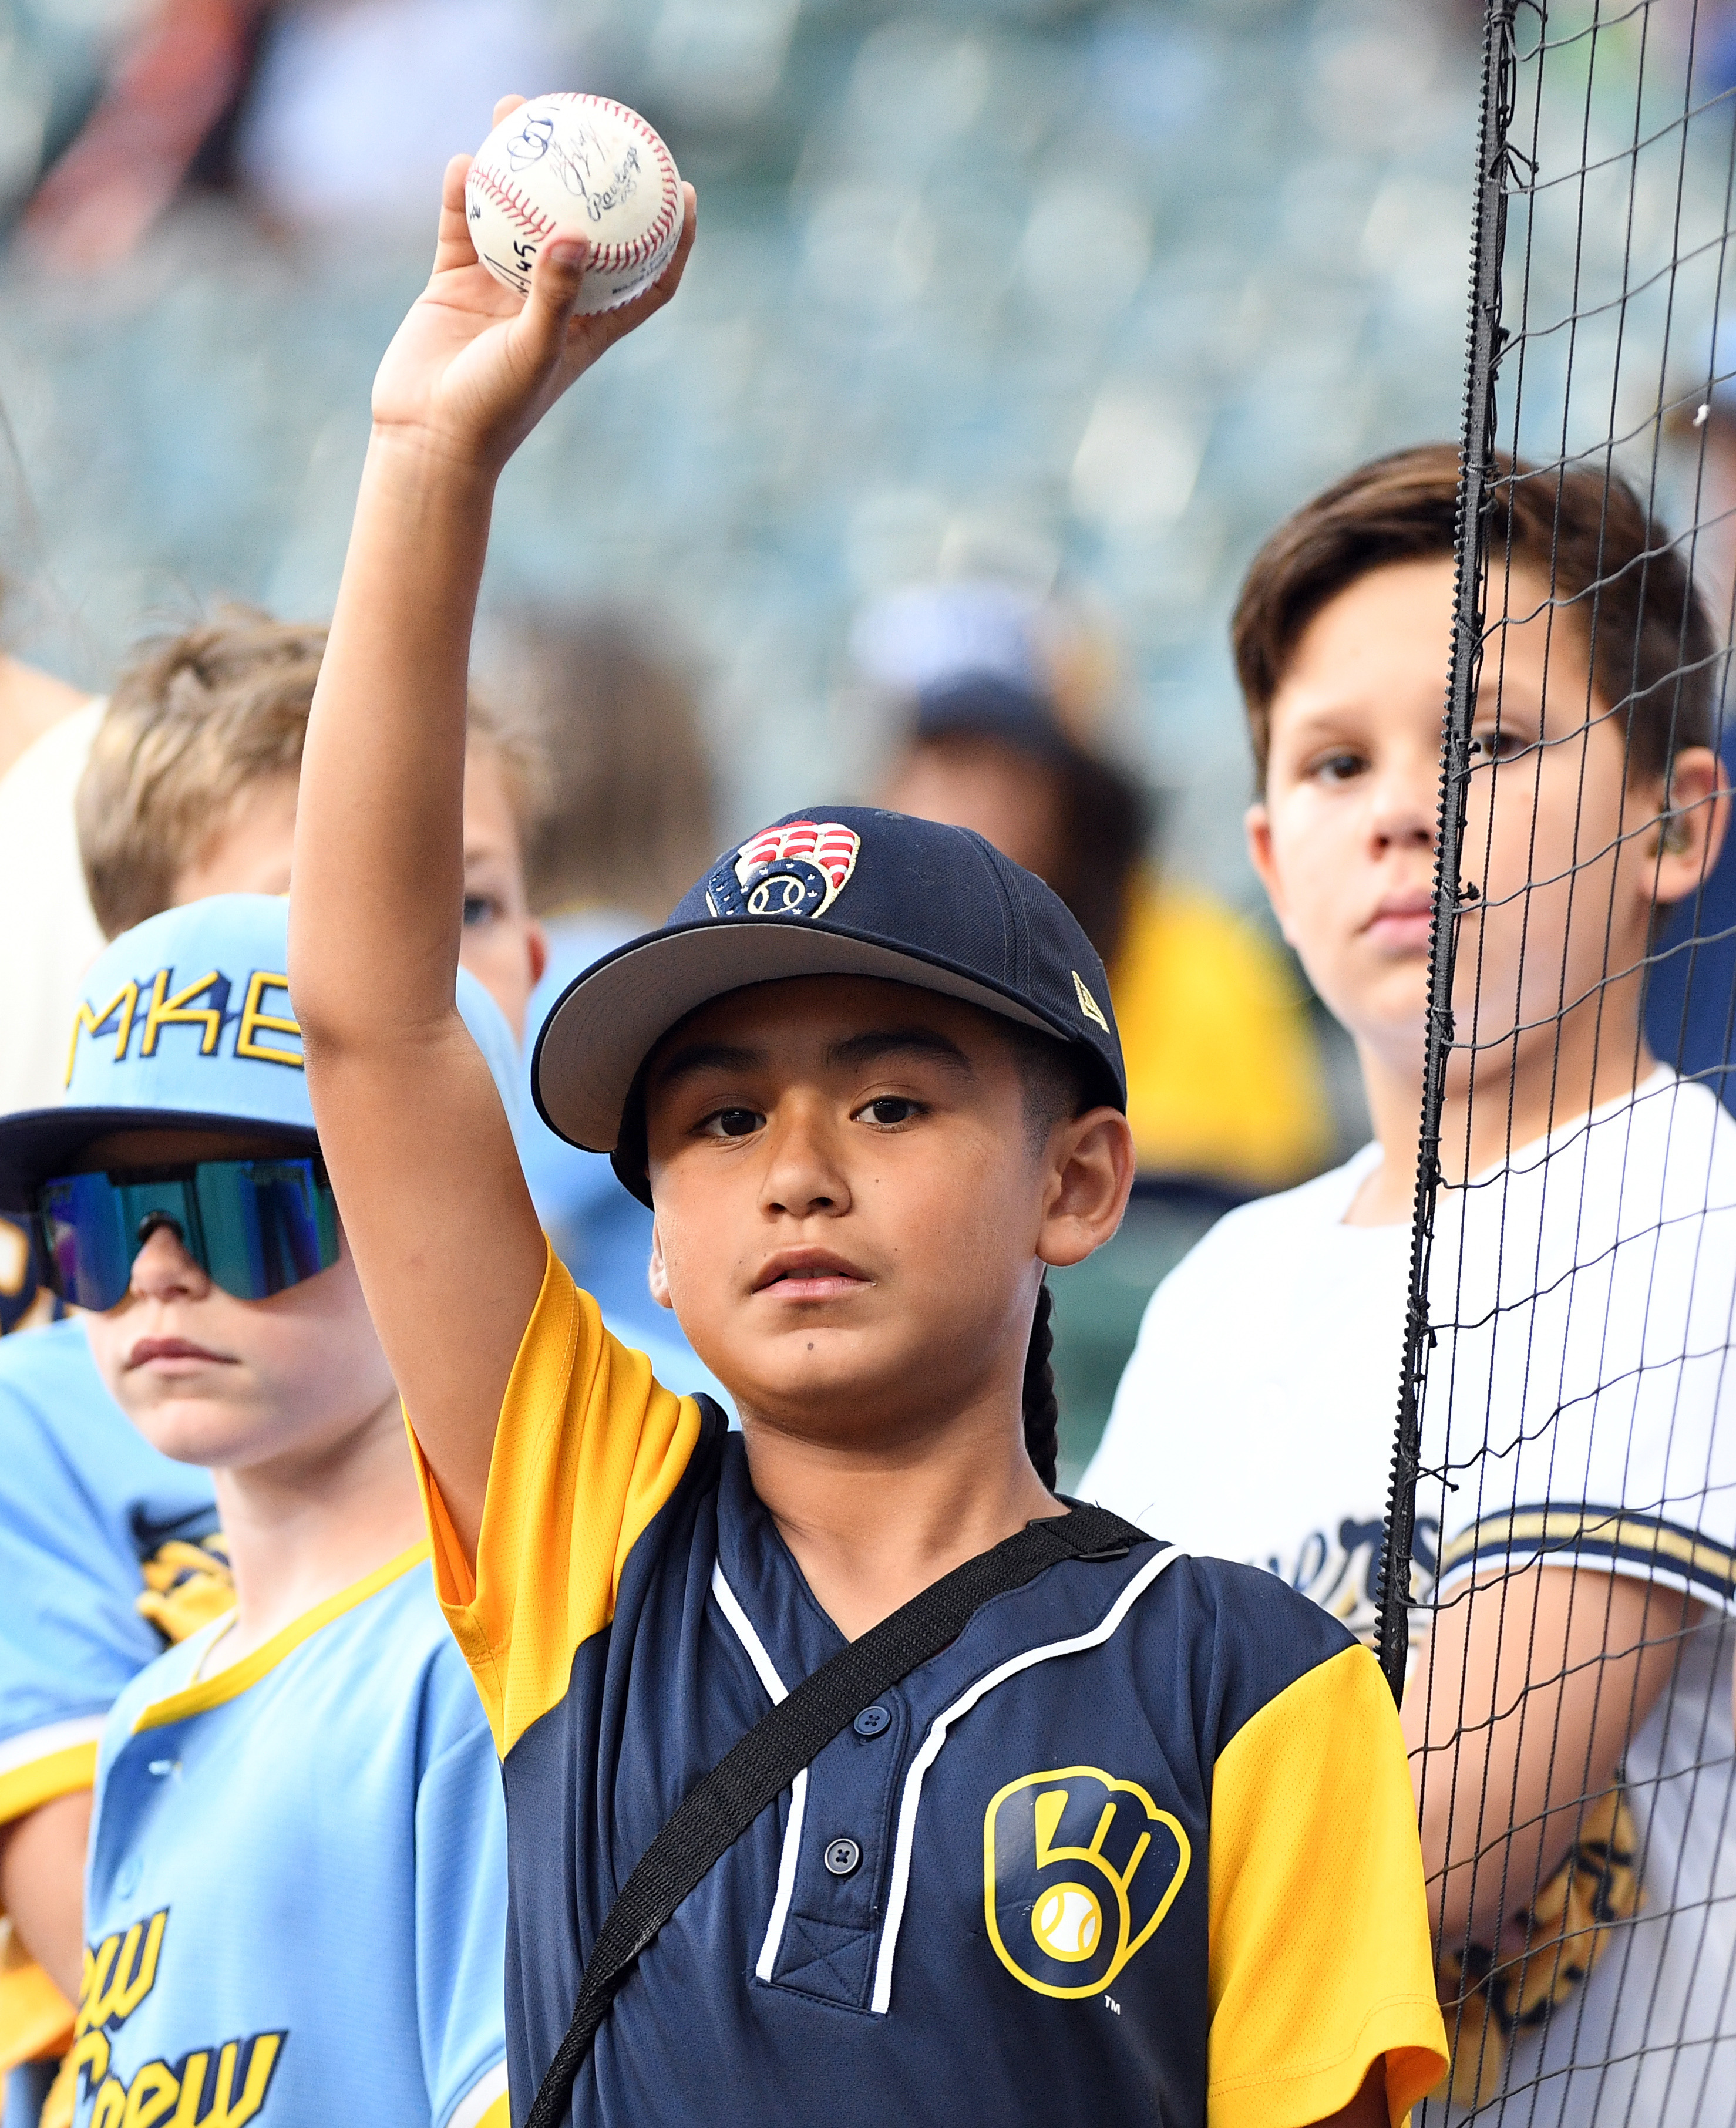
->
[1072,971,1109,1033]
[705,820,862,922]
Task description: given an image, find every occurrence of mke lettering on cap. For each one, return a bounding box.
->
[65,968,303,1085]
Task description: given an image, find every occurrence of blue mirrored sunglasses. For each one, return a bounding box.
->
[32,1156,340,1312]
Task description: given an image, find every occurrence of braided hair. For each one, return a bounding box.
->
[1022,1280,1059,1491]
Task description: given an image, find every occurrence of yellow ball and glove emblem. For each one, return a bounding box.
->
[983,1767,1190,1999]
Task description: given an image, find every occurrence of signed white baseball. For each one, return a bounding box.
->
[465,93,683,315]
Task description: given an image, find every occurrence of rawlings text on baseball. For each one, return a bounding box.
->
[465,93,683,315]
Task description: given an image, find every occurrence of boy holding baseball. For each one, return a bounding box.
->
[1088,446,1736,2120]
[0,893,519,2128]
[287,102,1446,2127]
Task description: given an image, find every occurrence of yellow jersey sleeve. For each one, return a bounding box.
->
[0,1738,98,1829]
[409,1243,704,1757]
[0,1935,74,2081]
[1207,1644,1446,2128]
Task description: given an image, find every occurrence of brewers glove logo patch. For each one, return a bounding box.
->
[984,1767,1190,1999]
[705,821,861,921]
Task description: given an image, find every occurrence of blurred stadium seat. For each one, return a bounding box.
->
[1,0,1479,888]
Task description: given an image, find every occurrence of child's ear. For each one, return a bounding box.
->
[1644,746,1730,909]
[1037,1109,1135,1271]
[1244,800,1294,942]
[648,1218,674,1311]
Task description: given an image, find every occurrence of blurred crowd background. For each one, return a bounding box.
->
[4,0,1735,1479]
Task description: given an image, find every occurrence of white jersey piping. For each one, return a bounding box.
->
[445,2055,509,2128]
[868,1543,1184,2014]
[708,1563,809,1981]
[0,1712,108,1777]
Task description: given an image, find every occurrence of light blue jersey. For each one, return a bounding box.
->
[74,1545,509,2128]
[1,1319,221,2115]
[0,1318,218,1826]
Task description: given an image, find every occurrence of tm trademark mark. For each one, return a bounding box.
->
[1103,1994,1121,2015]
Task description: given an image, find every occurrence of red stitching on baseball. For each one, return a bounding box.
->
[473,95,680,280]
[468,166,557,241]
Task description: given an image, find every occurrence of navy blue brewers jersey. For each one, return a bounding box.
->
[415,1251,1446,2128]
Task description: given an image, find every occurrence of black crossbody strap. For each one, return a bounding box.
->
[526,1499,1150,2127]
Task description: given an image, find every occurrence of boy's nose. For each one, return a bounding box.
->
[759,1105,849,1219]
[127,1220,213,1303]
[1368,766,1439,855]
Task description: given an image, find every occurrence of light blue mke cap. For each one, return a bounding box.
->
[0,893,520,1210]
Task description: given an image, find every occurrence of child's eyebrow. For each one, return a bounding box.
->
[1276,699,1367,736]
[825,1028,975,1076]
[652,1025,975,1091]
[652,1041,767,1089]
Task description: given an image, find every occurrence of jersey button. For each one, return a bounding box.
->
[824,1837,862,1878]
[853,1705,892,1738]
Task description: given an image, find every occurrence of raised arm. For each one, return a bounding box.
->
[290,103,695,1558]
[1404,1561,1698,1953]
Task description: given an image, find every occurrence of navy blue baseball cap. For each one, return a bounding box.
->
[531,806,1126,1204]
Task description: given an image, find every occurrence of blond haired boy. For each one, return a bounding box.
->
[78,611,548,1035]
[1,893,517,2128]
[82,611,717,1393]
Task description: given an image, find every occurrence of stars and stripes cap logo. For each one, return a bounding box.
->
[706,819,862,922]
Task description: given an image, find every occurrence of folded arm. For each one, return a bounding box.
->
[0,1790,91,2003]
[290,106,695,1560]
[1404,1560,1699,1953]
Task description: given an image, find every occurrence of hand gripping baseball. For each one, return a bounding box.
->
[370,93,697,474]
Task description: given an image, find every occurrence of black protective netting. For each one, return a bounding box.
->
[1376,2,1736,2119]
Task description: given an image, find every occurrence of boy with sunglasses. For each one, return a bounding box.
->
[75,607,717,1393]
[0,609,725,2124]
[0,893,517,2128]
[285,115,1447,2126]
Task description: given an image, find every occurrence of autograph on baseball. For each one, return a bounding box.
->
[501,109,642,224]
[466,93,681,314]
